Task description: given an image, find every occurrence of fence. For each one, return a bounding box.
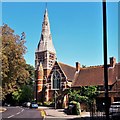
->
[90,103,106,120]
[89,103,120,120]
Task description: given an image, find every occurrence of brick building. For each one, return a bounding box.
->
[35,8,120,108]
[72,58,120,110]
[35,8,77,107]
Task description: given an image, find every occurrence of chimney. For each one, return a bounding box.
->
[76,62,81,72]
[110,57,116,67]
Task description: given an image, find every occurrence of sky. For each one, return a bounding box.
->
[2,1,119,67]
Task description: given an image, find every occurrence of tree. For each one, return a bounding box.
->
[12,64,35,104]
[25,64,35,85]
[12,88,22,104]
[12,85,33,104]
[68,89,81,102]
[81,86,99,105]
[1,24,29,100]
[68,86,99,105]
[82,65,86,68]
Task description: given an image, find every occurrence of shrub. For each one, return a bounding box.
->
[43,101,53,106]
[37,102,43,106]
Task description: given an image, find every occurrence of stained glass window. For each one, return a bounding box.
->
[51,70,61,90]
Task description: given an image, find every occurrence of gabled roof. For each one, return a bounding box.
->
[47,61,76,82]
[72,63,120,87]
[58,62,76,82]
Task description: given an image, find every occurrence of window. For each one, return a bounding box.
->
[41,34,43,40]
[51,70,61,90]
[49,53,54,60]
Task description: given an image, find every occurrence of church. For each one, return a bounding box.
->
[35,8,120,109]
[35,8,75,108]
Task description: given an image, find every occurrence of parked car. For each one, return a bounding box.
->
[30,102,38,109]
[109,101,120,119]
[4,103,10,107]
[109,101,120,114]
[22,102,31,107]
[26,102,31,107]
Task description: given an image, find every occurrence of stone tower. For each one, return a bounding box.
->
[35,8,56,102]
[35,8,56,78]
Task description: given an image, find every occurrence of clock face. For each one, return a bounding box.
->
[52,70,61,90]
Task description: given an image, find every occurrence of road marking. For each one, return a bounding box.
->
[21,109,24,112]
[16,112,21,115]
[7,107,24,118]
[7,115,15,118]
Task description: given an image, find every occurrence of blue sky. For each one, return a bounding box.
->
[2,2,118,67]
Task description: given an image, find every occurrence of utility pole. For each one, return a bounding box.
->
[102,0,109,120]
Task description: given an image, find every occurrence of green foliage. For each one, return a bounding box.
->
[43,101,53,106]
[68,89,81,102]
[12,89,22,103]
[79,96,88,103]
[82,65,86,68]
[37,102,43,106]
[11,64,34,104]
[19,85,33,103]
[25,64,35,85]
[1,24,30,100]
[68,86,99,106]
[12,85,33,104]
[81,86,99,105]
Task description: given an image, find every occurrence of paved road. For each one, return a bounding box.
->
[1,106,43,120]
[1,107,91,120]
[44,117,90,120]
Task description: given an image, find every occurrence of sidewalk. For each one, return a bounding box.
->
[0,107,6,113]
[38,106,90,118]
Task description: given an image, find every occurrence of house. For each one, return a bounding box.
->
[72,57,120,110]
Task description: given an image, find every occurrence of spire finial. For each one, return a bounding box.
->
[45,2,47,10]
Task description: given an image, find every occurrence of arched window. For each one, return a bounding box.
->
[51,70,61,90]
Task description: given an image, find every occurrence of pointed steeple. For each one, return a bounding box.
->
[35,7,57,76]
[37,8,56,54]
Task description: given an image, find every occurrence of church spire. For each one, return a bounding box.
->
[35,7,56,76]
[37,8,56,54]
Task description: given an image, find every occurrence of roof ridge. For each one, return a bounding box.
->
[58,62,75,69]
[81,65,103,70]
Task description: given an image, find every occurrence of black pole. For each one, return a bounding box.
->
[35,70,38,103]
[35,80,38,103]
[102,0,109,120]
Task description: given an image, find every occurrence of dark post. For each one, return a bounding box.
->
[102,0,109,120]
[36,80,37,103]
[35,70,37,103]
[55,90,57,109]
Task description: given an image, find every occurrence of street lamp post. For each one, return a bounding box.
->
[102,0,109,120]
